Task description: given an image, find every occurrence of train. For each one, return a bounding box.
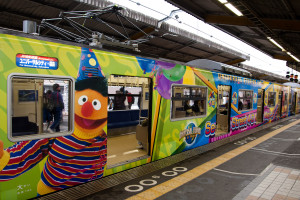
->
[0,29,299,199]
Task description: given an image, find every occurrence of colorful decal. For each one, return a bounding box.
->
[232,92,237,104]
[16,54,58,70]
[208,91,216,108]
[0,48,108,197]
[231,111,257,134]
[77,48,105,79]
[179,123,201,145]
[253,93,257,103]
[136,57,156,74]
[154,61,185,99]
[263,106,275,123]
[0,33,299,200]
[205,121,216,137]
[218,73,263,85]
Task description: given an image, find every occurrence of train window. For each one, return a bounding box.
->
[7,74,75,142]
[171,85,207,120]
[267,92,276,107]
[284,93,288,106]
[238,90,253,111]
[107,75,149,111]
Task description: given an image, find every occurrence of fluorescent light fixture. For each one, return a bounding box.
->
[225,3,243,16]
[218,0,228,3]
[287,52,300,62]
[267,37,285,51]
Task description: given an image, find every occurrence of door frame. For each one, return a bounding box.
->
[256,89,265,123]
[216,85,232,133]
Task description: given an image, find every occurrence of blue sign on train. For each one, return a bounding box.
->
[16,54,58,69]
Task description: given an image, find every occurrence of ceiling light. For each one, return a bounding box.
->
[224,3,243,16]
[287,52,300,62]
[218,0,228,3]
[267,37,285,51]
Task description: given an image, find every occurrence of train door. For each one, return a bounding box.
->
[291,92,297,115]
[216,85,231,135]
[277,91,283,118]
[256,89,265,123]
[107,75,151,167]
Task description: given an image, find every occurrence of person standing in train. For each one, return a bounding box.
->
[126,90,134,109]
[49,83,64,133]
[113,87,126,110]
[43,90,53,131]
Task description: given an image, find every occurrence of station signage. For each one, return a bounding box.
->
[16,54,58,70]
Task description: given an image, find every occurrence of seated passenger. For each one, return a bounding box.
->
[184,100,193,116]
[238,100,243,110]
[192,100,200,113]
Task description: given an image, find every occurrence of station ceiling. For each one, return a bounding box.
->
[166,0,300,72]
[0,0,249,66]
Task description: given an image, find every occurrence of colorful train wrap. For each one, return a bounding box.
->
[0,31,299,199]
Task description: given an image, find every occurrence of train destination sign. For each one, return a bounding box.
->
[16,54,58,70]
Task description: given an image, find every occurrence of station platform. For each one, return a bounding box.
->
[39,116,300,200]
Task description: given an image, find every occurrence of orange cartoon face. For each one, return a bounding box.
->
[74,89,107,137]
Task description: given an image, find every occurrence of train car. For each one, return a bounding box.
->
[0,30,299,199]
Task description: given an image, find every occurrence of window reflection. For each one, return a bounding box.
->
[238,90,253,111]
[108,76,149,111]
[9,75,74,142]
[171,85,207,119]
[267,92,276,107]
[284,93,288,106]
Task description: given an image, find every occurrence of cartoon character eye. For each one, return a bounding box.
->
[78,95,88,105]
[92,99,101,110]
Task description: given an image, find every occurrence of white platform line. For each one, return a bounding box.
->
[251,148,300,156]
[271,137,299,141]
[213,168,260,176]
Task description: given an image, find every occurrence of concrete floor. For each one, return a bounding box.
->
[80,116,300,200]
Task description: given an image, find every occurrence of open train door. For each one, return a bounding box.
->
[106,75,151,167]
[256,89,265,123]
[216,85,231,135]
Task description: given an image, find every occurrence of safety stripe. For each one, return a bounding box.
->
[127,119,300,200]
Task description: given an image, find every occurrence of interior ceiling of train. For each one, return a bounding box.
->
[0,0,250,66]
[166,0,300,72]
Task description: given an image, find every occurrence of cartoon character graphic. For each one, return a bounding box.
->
[208,91,216,108]
[0,48,108,196]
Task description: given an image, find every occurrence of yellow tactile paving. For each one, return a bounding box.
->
[135,188,163,199]
[160,179,184,188]
[126,119,300,200]
[149,184,173,194]
[173,175,193,183]
[127,196,146,200]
